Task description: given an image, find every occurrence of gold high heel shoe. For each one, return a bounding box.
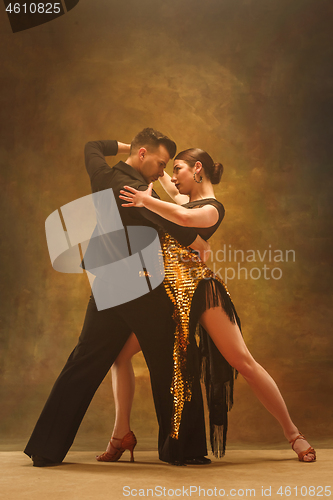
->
[289,432,316,462]
[96,431,137,463]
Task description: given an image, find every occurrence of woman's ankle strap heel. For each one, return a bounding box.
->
[96,431,137,463]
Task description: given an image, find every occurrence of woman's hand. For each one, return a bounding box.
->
[119,183,153,208]
[117,142,131,154]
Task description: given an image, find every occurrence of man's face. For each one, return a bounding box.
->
[138,145,170,183]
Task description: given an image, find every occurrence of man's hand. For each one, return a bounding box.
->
[190,235,211,263]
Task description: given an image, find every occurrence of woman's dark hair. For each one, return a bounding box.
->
[174,148,223,184]
[131,128,177,158]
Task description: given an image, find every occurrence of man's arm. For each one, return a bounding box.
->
[85,140,130,182]
[133,186,199,247]
[85,140,118,181]
[136,205,200,247]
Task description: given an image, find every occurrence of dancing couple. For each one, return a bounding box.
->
[25,128,315,467]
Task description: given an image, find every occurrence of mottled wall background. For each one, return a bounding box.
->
[0,0,332,451]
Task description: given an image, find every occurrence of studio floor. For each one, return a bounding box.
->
[1,448,331,500]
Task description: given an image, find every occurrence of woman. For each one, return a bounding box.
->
[96,148,316,463]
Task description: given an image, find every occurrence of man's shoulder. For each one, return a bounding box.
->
[92,161,148,192]
[113,162,146,183]
[109,162,149,194]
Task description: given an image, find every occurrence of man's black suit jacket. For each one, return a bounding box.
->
[84,140,199,246]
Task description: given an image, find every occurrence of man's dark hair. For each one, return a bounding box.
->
[130,128,177,159]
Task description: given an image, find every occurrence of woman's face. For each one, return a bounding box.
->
[171,160,194,195]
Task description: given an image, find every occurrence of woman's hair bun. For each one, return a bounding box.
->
[175,148,223,185]
[210,162,224,184]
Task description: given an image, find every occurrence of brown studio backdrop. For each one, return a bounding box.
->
[0,0,332,450]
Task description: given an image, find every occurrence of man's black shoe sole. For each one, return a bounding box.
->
[31,455,59,467]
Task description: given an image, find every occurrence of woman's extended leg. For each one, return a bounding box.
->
[97,332,141,459]
[200,307,315,461]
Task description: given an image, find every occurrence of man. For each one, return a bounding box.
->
[24,128,209,466]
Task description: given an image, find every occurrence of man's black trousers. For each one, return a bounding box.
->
[24,285,207,463]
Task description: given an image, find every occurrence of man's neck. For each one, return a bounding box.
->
[125,156,138,170]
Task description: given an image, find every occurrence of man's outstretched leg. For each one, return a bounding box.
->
[24,296,132,465]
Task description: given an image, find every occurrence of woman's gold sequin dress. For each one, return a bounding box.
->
[160,199,241,457]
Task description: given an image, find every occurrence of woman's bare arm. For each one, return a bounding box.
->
[158,171,189,205]
[119,184,219,228]
[117,142,131,154]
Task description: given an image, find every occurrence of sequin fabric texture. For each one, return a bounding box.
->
[160,231,231,439]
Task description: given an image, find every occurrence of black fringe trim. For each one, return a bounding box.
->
[189,278,242,458]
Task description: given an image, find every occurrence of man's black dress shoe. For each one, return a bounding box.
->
[184,456,211,465]
[31,455,58,467]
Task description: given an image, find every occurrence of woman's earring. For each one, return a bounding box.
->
[193,172,203,183]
